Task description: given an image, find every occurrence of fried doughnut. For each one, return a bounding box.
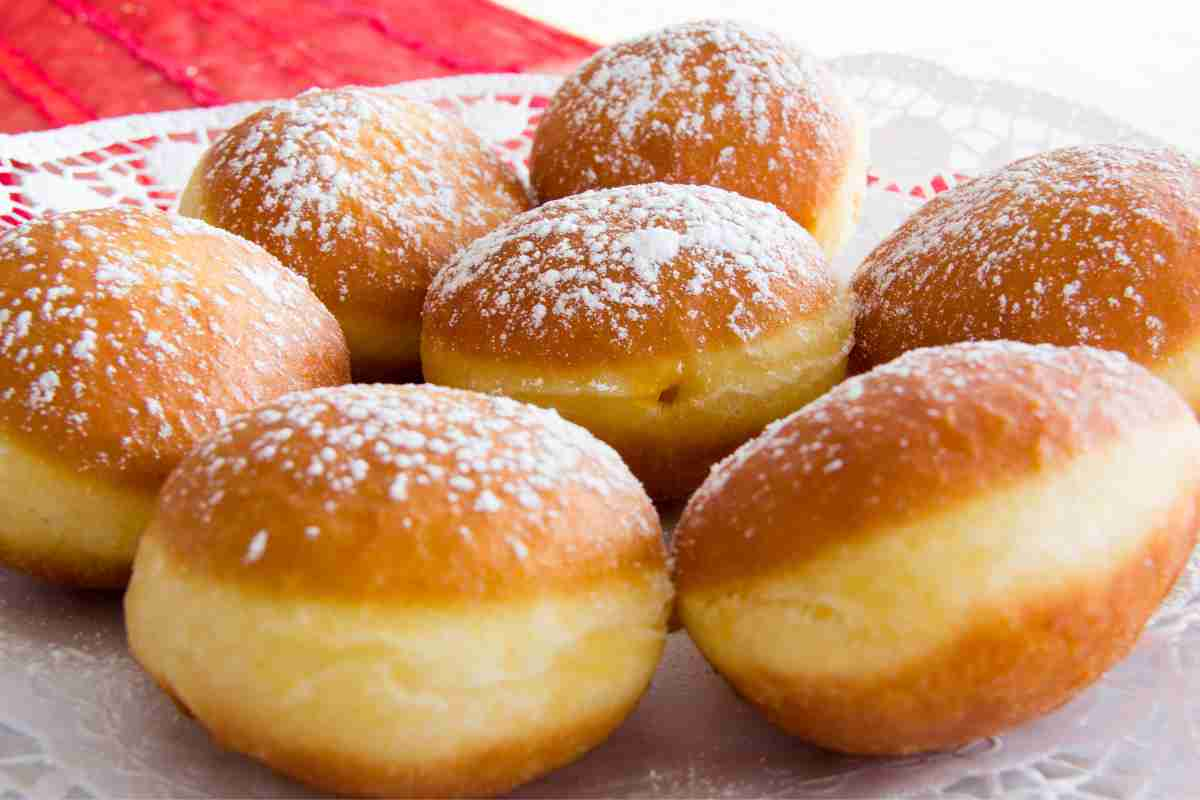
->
[125,384,672,797]
[0,208,348,587]
[851,144,1200,409]
[180,87,530,380]
[530,19,868,256]
[421,183,854,499]
[675,341,1200,754]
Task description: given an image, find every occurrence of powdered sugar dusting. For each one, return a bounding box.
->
[426,183,833,353]
[533,19,849,199]
[854,144,1200,364]
[686,340,1173,523]
[388,474,409,502]
[195,87,528,304]
[29,371,60,409]
[244,530,269,564]
[623,227,682,265]
[172,384,658,557]
[0,207,341,475]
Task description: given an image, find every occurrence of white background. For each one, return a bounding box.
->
[500,0,1200,150]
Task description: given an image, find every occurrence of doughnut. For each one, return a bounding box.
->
[674,341,1200,755]
[180,87,530,380]
[125,384,672,798]
[0,208,349,588]
[851,144,1200,408]
[529,19,868,256]
[421,183,854,500]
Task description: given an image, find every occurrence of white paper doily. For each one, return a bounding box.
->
[0,56,1196,800]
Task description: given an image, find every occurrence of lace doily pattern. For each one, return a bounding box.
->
[0,62,1194,799]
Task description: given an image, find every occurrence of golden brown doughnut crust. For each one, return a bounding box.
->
[851,145,1200,375]
[675,341,1196,591]
[423,183,841,368]
[529,20,865,250]
[180,87,529,375]
[0,208,349,493]
[150,384,666,604]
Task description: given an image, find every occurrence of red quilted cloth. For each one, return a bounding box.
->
[0,0,598,133]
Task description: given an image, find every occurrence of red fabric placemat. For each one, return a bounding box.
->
[0,0,598,133]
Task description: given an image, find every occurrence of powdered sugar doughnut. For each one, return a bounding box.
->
[180,87,530,380]
[125,384,672,798]
[421,183,854,500]
[675,341,1200,755]
[530,20,867,256]
[852,144,1200,407]
[0,208,349,588]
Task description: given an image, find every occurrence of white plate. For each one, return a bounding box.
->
[0,60,1196,799]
